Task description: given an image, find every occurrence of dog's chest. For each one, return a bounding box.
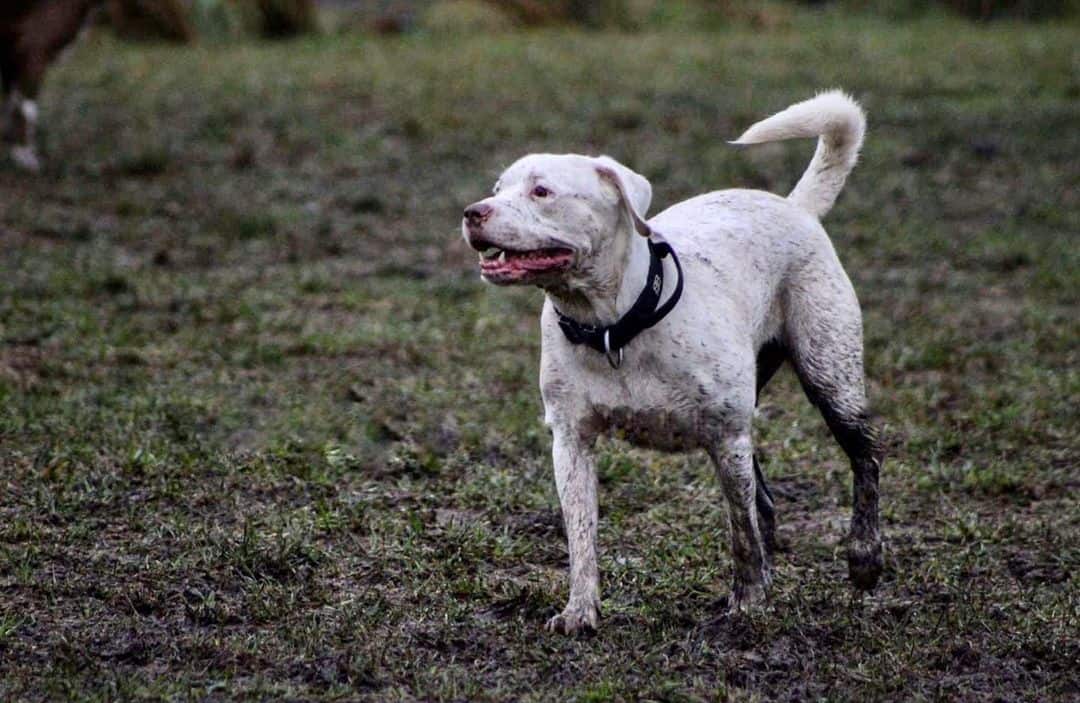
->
[586,403,704,451]
[575,371,714,452]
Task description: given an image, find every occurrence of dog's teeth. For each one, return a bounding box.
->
[498,251,507,263]
[480,247,501,260]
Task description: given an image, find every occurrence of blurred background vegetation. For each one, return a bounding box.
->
[105,0,1080,42]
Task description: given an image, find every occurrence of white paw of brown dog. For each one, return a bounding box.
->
[10,145,42,173]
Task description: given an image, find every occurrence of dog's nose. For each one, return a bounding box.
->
[464,203,493,228]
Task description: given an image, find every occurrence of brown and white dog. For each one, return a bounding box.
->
[1,0,100,171]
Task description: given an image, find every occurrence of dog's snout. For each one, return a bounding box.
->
[464,202,493,228]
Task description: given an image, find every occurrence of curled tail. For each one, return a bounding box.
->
[731,90,865,219]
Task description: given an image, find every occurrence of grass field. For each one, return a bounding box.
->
[1,9,1078,701]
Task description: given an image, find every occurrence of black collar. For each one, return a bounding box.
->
[555,238,684,369]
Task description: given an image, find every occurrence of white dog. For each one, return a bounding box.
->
[462,91,883,634]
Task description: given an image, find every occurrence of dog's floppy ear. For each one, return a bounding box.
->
[594,155,653,237]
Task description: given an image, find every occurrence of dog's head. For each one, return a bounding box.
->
[462,154,652,287]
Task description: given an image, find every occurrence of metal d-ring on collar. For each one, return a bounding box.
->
[555,237,684,369]
[603,329,623,370]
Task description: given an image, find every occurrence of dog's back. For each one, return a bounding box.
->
[0,0,97,55]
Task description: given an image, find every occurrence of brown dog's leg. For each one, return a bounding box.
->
[4,0,98,171]
[2,44,46,171]
[0,46,19,146]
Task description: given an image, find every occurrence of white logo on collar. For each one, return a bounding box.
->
[652,274,662,295]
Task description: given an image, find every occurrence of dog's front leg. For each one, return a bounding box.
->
[709,433,772,612]
[10,95,41,173]
[546,427,601,634]
[3,88,43,174]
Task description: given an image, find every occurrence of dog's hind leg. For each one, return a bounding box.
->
[753,340,787,555]
[752,454,778,555]
[784,275,884,590]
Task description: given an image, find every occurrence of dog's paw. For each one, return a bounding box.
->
[10,146,41,173]
[847,539,883,590]
[546,599,600,635]
[727,575,770,614]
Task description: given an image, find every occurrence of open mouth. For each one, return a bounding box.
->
[474,243,574,283]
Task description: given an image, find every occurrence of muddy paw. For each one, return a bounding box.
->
[847,540,883,590]
[11,145,41,173]
[546,599,600,635]
[728,578,770,614]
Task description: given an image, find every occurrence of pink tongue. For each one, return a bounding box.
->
[513,252,569,271]
[521,256,558,270]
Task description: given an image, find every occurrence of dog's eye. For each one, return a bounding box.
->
[532,185,552,198]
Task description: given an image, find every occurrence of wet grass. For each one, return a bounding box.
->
[1,10,1078,702]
